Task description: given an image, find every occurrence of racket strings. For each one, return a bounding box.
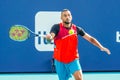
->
[9,25,30,41]
[9,25,45,42]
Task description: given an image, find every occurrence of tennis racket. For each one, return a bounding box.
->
[9,25,45,42]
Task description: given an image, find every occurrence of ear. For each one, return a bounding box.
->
[60,15,62,20]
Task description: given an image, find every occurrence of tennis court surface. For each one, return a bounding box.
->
[0,72,119,80]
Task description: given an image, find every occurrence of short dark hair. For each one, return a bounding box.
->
[61,9,70,13]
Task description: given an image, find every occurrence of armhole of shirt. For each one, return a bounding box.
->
[50,24,60,37]
[76,26,86,36]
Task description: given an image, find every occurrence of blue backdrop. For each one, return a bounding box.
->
[0,0,120,72]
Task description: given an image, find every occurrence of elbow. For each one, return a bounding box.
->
[89,37,96,43]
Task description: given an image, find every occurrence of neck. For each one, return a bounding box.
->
[63,23,71,28]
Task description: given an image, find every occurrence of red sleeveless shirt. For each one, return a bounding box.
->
[53,23,79,63]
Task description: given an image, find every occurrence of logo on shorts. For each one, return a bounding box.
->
[35,11,61,51]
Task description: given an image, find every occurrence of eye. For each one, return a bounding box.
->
[68,14,71,17]
[64,14,67,17]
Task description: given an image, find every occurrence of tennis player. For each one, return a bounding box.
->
[45,9,111,80]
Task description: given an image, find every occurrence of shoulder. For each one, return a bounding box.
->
[72,24,82,30]
[76,26,83,30]
[51,24,60,30]
[50,23,60,35]
[76,25,86,36]
[52,24,59,27]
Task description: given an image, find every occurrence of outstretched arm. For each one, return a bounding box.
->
[82,33,111,55]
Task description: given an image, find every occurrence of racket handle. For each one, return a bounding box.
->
[35,34,46,38]
[35,34,39,36]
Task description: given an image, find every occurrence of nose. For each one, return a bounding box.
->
[66,15,70,18]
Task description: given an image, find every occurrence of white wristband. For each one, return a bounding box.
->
[50,35,53,40]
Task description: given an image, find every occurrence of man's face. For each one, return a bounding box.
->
[61,11,72,24]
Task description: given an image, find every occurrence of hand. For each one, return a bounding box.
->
[44,34,52,44]
[45,34,53,40]
[100,47,111,55]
